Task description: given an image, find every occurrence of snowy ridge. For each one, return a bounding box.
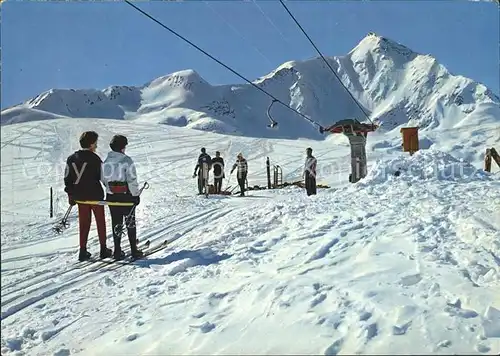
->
[2,33,499,141]
[24,88,126,119]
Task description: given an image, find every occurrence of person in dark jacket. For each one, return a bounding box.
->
[303,147,317,196]
[101,135,143,260]
[211,151,225,194]
[230,152,248,196]
[64,131,112,262]
[193,147,212,195]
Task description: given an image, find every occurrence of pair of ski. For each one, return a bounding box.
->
[81,238,169,272]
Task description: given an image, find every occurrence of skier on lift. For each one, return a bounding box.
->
[193,147,212,195]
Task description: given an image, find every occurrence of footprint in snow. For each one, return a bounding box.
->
[399,273,422,286]
[190,321,215,333]
[392,322,411,336]
[53,349,70,356]
[482,305,500,338]
[4,337,22,352]
[310,293,327,308]
[125,333,139,341]
[392,305,417,335]
[191,310,206,319]
[361,322,378,342]
[359,311,372,321]
[437,340,451,348]
[324,337,344,355]
[444,304,478,319]
[306,238,339,263]
[476,343,490,353]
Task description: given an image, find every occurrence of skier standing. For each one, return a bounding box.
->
[64,131,112,261]
[101,135,143,260]
[193,147,212,195]
[211,151,225,194]
[230,152,248,196]
[303,147,317,196]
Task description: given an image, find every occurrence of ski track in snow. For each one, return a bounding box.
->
[1,119,499,355]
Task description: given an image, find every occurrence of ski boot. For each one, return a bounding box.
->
[100,247,113,259]
[131,247,144,259]
[78,249,91,262]
[113,248,126,260]
[129,237,144,259]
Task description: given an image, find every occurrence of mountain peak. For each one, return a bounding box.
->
[146,69,209,89]
[350,32,418,63]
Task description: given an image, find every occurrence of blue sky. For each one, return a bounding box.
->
[2,0,499,109]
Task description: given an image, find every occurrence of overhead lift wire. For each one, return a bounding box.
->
[123,0,324,131]
[250,0,293,47]
[278,0,374,125]
[203,0,274,67]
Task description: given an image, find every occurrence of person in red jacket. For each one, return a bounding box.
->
[64,131,112,261]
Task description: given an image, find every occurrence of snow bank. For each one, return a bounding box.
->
[362,147,489,184]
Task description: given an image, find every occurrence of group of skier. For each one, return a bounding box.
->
[63,131,317,262]
[193,148,249,196]
[64,131,144,262]
[193,146,317,197]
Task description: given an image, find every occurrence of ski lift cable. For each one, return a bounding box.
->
[250,0,293,46]
[278,0,374,125]
[123,0,324,131]
[203,1,275,67]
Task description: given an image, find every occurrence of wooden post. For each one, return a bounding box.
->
[266,157,271,189]
[400,127,419,155]
[485,148,492,172]
[50,187,53,218]
[491,148,500,169]
[273,166,277,188]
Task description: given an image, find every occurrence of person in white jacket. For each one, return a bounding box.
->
[101,135,143,260]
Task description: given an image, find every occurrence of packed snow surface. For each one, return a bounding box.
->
[1,118,499,355]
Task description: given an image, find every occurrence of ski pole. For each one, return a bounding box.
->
[223,174,231,192]
[52,205,73,234]
[114,182,150,237]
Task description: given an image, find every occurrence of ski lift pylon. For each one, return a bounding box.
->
[320,118,379,184]
[321,118,378,136]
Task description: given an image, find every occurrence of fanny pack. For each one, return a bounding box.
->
[108,181,129,194]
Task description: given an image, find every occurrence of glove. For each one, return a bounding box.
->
[133,196,140,206]
[193,172,197,178]
[68,195,76,206]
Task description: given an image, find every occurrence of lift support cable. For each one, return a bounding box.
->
[278,0,373,125]
[123,0,324,131]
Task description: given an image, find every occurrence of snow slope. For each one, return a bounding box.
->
[3,33,499,142]
[1,118,499,355]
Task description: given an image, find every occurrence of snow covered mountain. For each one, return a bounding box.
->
[2,32,500,356]
[3,33,499,141]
